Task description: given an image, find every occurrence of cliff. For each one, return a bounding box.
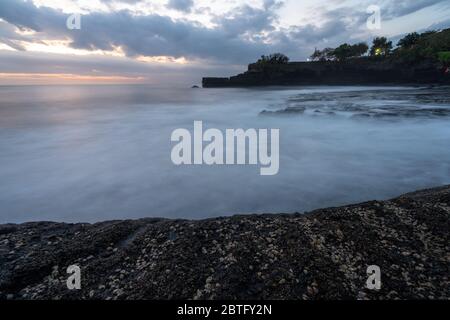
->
[203,59,450,87]
[1,185,449,300]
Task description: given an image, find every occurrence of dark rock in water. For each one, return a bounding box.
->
[260,106,305,115]
[278,88,450,121]
[191,85,200,89]
[0,185,449,300]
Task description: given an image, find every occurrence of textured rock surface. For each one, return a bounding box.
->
[202,60,450,87]
[0,185,449,300]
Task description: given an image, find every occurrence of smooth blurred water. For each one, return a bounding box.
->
[1,84,449,223]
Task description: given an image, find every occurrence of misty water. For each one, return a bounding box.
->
[1,85,449,223]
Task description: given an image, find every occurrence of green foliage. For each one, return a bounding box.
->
[307,28,450,65]
[438,52,450,64]
[394,29,450,63]
[353,43,369,57]
[370,37,393,56]
[397,32,420,49]
[310,43,368,61]
[331,44,352,61]
[332,43,367,61]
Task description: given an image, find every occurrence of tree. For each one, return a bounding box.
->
[392,29,450,63]
[257,53,290,65]
[331,42,368,61]
[370,37,393,56]
[438,51,450,64]
[332,44,352,61]
[421,30,437,38]
[352,42,369,57]
[397,32,420,49]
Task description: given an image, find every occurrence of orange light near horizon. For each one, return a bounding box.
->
[136,55,189,64]
[0,72,147,85]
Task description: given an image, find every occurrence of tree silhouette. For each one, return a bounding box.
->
[311,43,368,61]
[257,53,290,65]
[397,32,420,49]
[333,43,368,61]
[370,37,393,56]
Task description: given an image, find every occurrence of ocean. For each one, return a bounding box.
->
[1,84,449,223]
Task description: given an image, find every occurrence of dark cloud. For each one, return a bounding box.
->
[0,0,67,39]
[214,0,282,36]
[0,0,361,72]
[67,11,272,63]
[0,0,275,63]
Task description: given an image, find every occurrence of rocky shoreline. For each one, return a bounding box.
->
[0,185,449,300]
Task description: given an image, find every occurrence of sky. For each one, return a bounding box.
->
[0,0,449,85]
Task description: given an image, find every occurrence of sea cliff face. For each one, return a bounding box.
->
[0,185,449,300]
[203,60,450,87]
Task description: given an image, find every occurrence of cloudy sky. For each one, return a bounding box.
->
[0,0,449,85]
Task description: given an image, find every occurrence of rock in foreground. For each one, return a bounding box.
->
[0,186,449,300]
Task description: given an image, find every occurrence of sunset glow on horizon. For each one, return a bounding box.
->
[0,72,147,85]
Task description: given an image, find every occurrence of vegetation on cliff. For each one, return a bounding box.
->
[438,51,450,65]
[250,29,450,74]
[311,43,369,61]
[308,28,450,65]
[202,28,450,87]
[254,53,290,73]
[369,37,393,57]
[256,53,290,65]
[393,29,450,65]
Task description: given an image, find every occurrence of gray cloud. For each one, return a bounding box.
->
[215,0,282,37]
[382,0,449,18]
[0,0,373,65]
[0,0,274,63]
[0,0,67,37]
[166,0,194,13]
[0,20,27,50]
[0,49,244,85]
